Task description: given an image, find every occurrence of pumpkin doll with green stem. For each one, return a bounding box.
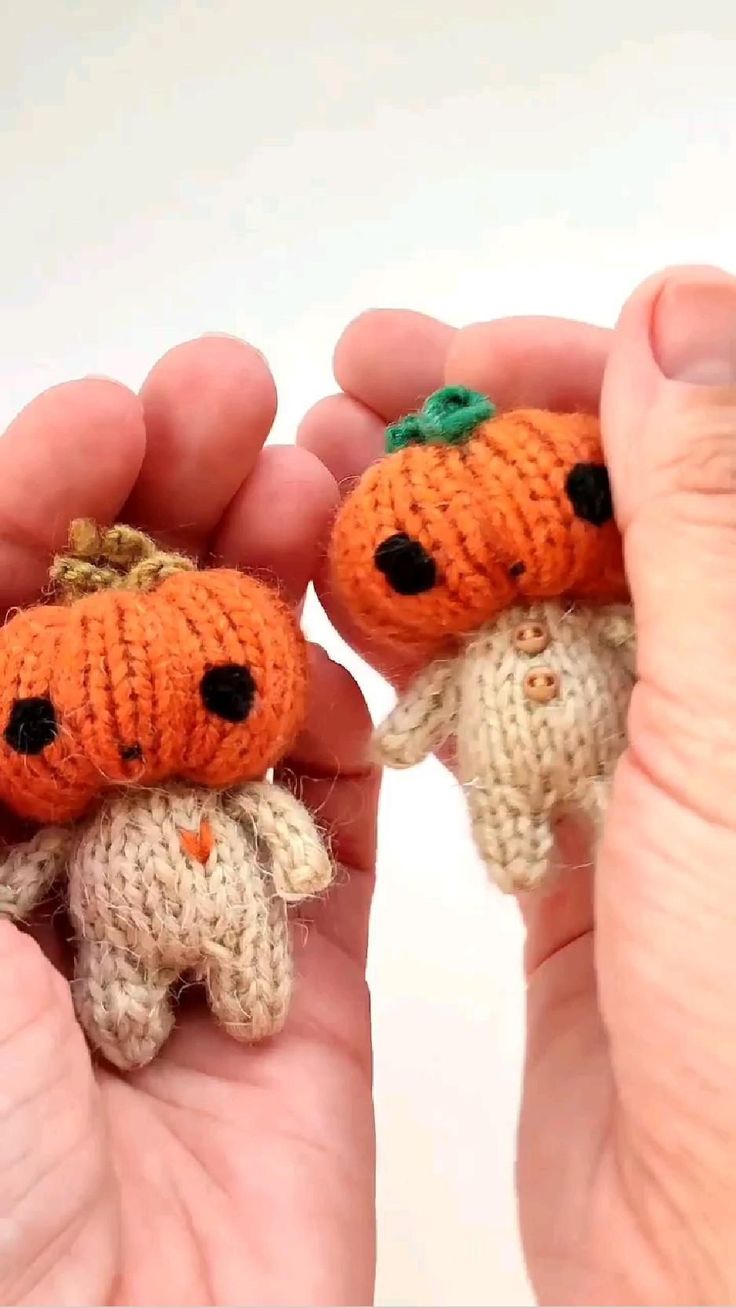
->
[0,521,332,1070]
[329,385,635,891]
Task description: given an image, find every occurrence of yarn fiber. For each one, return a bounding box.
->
[50,519,195,600]
[0,521,332,1066]
[0,521,307,822]
[374,600,635,891]
[385,384,496,452]
[330,388,634,890]
[330,389,627,653]
[0,779,329,1069]
[67,780,331,1068]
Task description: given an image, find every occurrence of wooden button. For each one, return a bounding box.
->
[523,668,560,704]
[513,619,550,656]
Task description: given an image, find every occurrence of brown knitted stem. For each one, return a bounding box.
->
[50,519,195,601]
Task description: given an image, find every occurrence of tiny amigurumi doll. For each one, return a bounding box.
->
[0,521,332,1068]
[329,385,635,892]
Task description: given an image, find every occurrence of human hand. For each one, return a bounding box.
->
[0,339,379,1306]
[300,267,736,1305]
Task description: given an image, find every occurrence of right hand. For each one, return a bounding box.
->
[300,267,736,1304]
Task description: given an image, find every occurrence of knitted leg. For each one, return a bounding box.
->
[466,783,554,892]
[199,898,293,1042]
[74,940,174,1071]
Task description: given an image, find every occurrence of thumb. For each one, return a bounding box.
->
[598,269,736,1125]
[603,266,736,823]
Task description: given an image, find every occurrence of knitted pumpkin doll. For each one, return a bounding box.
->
[0,522,332,1068]
[329,386,635,892]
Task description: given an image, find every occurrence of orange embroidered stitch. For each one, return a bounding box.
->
[178,818,215,865]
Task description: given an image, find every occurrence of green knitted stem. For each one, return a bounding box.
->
[384,385,495,453]
[385,413,425,454]
[421,386,495,442]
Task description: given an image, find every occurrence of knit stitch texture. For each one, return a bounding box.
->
[329,389,635,889]
[374,601,635,891]
[330,396,627,654]
[0,522,332,1067]
[0,523,307,823]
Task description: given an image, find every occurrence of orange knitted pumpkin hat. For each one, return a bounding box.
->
[329,386,627,651]
[0,522,307,823]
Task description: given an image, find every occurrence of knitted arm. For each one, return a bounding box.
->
[373,656,459,768]
[0,827,72,920]
[225,781,333,903]
[595,605,637,678]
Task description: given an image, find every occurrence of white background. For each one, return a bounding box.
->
[1,2,734,1303]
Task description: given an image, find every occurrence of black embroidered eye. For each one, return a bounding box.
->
[565,463,613,526]
[120,743,143,762]
[200,664,256,723]
[374,533,437,596]
[508,560,526,578]
[4,696,59,755]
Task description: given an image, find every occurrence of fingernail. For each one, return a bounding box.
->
[653,271,736,384]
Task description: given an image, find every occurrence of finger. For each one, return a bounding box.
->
[0,380,145,613]
[277,645,379,969]
[212,445,338,605]
[313,569,424,689]
[126,335,277,553]
[445,316,611,413]
[597,266,736,1123]
[602,266,736,817]
[308,316,610,508]
[333,309,454,421]
[520,825,595,976]
[297,393,386,496]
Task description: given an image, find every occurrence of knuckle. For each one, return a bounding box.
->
[654,405,736,504]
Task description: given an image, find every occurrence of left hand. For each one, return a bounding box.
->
[0,338,379,1306]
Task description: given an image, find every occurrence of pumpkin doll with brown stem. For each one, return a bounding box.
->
[0,521,332,1069]
[329,386,635,892]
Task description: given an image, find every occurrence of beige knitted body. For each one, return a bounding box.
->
[375,601,635,892]
[0,780,332,1069]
